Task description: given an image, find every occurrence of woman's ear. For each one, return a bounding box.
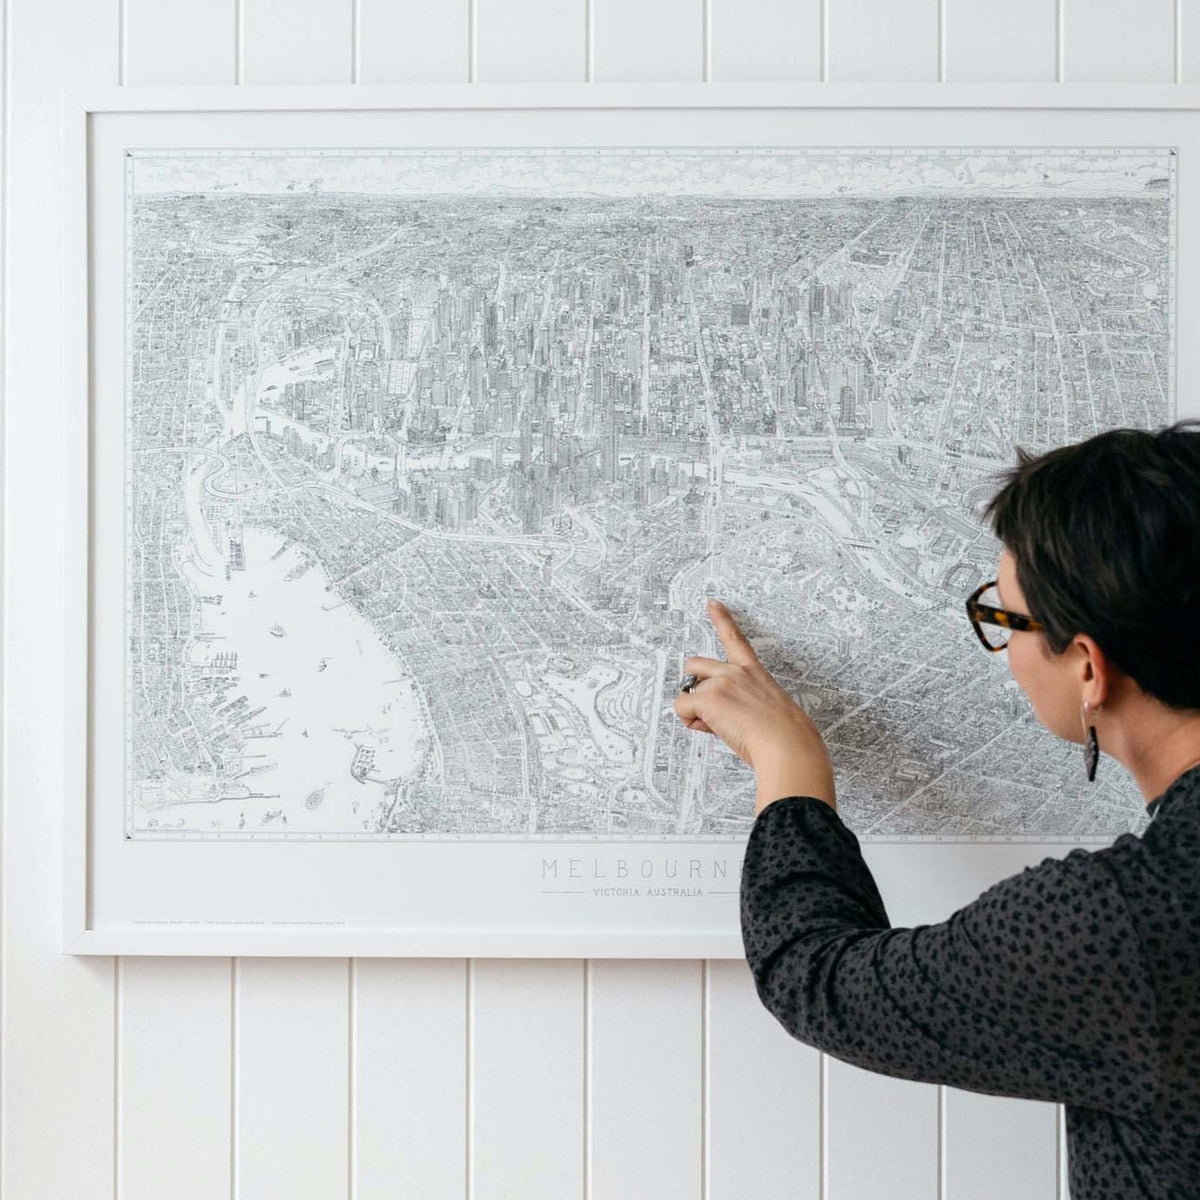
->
[1072,632,1111,708]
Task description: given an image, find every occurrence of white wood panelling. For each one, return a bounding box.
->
[358,0,469,83]
[710,0,822,81]
[944,0,1057,81]
[825,1060,939,1199]
[707,960,822,1199]
[827,0,939,81]
[118,958,233,1200]
[944,1091,1058,1200]
[2,1,119,1195]
[354,959,468,1199]
[1063,0,1176,80]
[241,0,353,84]
[590,961,703,1198]
[1182,0,1200,79]
[472,959,585,1197]
[124,0,236,85]
[477,0,587,82]
[593,0,704,81]
[235,959,350,1198]
[3,1,1190,1198]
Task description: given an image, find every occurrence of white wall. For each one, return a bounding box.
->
[1,2,1189,1197]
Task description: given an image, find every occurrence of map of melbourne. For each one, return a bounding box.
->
[125,147,1174,841]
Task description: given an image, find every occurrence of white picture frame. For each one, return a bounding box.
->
[60,83,1200,957]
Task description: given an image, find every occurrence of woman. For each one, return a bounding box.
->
[674,419,1200,1200]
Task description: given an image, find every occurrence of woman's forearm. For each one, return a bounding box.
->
[753,748,837,816]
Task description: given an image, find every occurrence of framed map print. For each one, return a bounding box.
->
[60,83,1200,955]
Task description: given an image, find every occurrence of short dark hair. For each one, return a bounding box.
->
[982,418,1200,711]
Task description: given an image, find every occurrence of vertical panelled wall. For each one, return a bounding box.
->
[1,2,1191,1197]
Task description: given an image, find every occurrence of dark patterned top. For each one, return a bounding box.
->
[740,763,1200,1200]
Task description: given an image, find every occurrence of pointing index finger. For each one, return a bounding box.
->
[706,598,759,667]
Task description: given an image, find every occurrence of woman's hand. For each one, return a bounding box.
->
[674,598,837,815]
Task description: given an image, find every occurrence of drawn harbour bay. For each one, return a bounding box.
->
[124,147,1173,841]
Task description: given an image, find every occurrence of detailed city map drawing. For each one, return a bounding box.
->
[125,146,1174,842]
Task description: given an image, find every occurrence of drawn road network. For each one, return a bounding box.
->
[123,146,1174,842]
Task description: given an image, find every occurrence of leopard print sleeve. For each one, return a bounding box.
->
[740,778,1200,1200]
[740,796,1158,1115]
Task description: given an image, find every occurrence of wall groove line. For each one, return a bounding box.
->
[468,0,476,85]
[0,0,9,1173]
[1176,0,1184,82]
[465,958,473,1200]
[701,959,709,1199]
[117,0,125,85]
[819,1052,827,1199]
[347,959,356,1200]
[112,958,120,1200]
[585,0,593,82]
[584,959,592,1199]
[820,0,828,82]
[936,1085,944,1200]
[1055,1103,1063,1199]
[1056,0,1066,81]
[937,0,945,82]
[234,0,243,84]
[230,959,239,1200]
[1059,1103,1069,1197]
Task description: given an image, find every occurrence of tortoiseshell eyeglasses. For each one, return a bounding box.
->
[965,579,1046,651]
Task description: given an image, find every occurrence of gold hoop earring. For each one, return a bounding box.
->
[1081,701,1101,783]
